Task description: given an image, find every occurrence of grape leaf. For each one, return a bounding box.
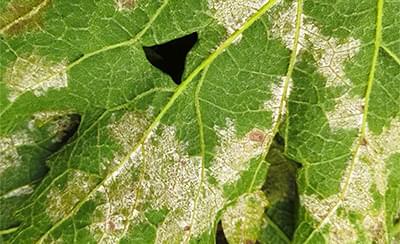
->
[279,0,400,243]
[0,0,399,243]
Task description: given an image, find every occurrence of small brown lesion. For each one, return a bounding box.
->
[248,129,266,143]
[106,220,116,232]
[183,225,191,231]
[0,0,51,37]
[115,0,136,11]
[360,137,368,146]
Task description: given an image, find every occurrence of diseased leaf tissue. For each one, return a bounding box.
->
[0,0,399,243]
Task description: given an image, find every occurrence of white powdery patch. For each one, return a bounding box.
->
[0,132,33,175]
[269,1,361,87]
[264,77,292,124]
[340,149,374,212]
[208,0,269,42]
[0,185,34,199]
[106,111,151,171]
[360,119,400,195]
[326,94,364,131]
[89,183,141,243]
[210,118,268,185]
[46,170,95,223]
[93,113,227,242]
[363,212,386,243]
[143,126,224,242]
[301,194,357,244]
[302,119,400,241]
[221,191,268,243]
[316,37,360,87]
[340,119,400,211]
[4,54,68,102]
[87,111,153,243]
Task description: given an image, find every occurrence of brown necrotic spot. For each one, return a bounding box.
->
[248,129,266,143]
[115,0,135,11]
[0,0,51,37]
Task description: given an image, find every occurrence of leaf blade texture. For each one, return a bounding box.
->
[0,0,399,243]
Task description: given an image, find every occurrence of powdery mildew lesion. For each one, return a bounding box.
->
[221,191,268,243]
[88,111,225,243]
[301,119,400,242]
[326,93,364,131]
[208,0,269,42]
[88,107,279,242]
[45,170,97,223]
[87,111,151,243]
[4,54,68,102]
[301,194,358,243]
[210,118,268,185]
[0,131,33,176]
[269,1,361,87]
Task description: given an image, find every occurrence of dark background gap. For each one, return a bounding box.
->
[143,32,198,85]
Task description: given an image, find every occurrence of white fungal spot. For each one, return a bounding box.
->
[0,132,33,175]
[360,119,400,195]
[46,170,96,223]
[0,184,34,199]
[340,148,374,212]
[106,111,151,171]
[301,119,400,241]
[270,1,361,87]
[88,106,286,242]
[208,0,269,42]
[210,118,267,185]
[221,191,268,243]
[301,194,357,244]
[316,37,360,87]
[326,94,364,131]
[4,54,68,102]
[108,112,151,152]
[90,112,226,243]
[363,212,386,243]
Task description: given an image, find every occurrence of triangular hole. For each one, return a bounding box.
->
[143,32,198,85]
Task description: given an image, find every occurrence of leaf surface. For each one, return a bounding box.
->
[0,0,399,243]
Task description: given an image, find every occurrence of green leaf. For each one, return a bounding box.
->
[0,0,399,243]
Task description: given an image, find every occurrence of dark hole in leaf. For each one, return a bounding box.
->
[56,114,81,145]
[143,32,198,85]
[216,220,228,244]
